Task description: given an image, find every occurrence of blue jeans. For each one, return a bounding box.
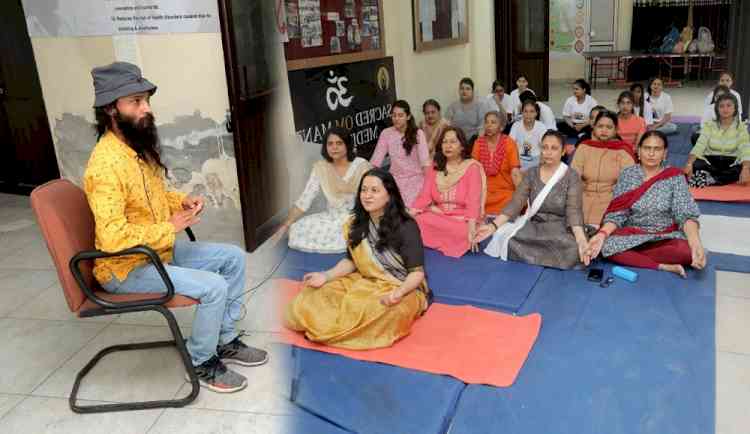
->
[102,241,246,366]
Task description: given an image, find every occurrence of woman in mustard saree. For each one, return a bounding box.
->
[285,168,432,350]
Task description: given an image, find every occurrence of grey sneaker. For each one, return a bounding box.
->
[190,355,247,393]
[217,336,269,367]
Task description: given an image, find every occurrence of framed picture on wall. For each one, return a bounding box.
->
[412,0,469,52]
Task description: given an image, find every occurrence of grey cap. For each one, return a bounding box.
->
[91,62,157,108]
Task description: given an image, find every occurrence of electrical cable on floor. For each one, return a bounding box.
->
[227,241,291,322]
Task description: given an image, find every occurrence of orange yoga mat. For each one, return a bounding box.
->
[690,183,750,202]
[278,279,542,387]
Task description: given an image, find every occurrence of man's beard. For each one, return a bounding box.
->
[115,111,160,162]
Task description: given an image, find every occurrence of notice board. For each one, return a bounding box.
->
[281,0,385,70]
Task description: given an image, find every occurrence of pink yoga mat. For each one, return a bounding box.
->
[278,279,542,387]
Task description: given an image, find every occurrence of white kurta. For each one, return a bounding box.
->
[289,157,370,253]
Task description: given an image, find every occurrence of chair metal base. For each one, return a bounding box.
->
[70,305,200,414]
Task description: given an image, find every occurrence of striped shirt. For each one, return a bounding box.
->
[691,120,750,163]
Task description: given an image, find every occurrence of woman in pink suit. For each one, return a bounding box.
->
[370,100,431,206]
[410,126,486,257]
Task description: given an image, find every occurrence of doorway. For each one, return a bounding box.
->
[218,0,287,252]
[0,0,59,195]
[495,0,550,101]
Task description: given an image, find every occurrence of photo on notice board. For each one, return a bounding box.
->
[412,0,469,52]
[283,0,385,71]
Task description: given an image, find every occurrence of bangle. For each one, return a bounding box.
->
[490,221,498,230]
[596,229,609,239]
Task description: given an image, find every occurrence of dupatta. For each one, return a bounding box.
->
[580,139,636,161]
[313,159,371,208]
[434,159,488,218]
[485,163,569,260]
[362,220,432,302]
[603,166,684,236]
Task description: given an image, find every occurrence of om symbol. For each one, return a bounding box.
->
[325,70,353,111]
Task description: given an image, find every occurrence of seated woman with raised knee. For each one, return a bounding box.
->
[411,126,486,258]
[585,131,706,278]
[685,92,750,188]
[474,131,589,270]
[645,77,677,135]
[285,168,431,350]
[571,110,636,227]
[273,127,371,253]
[558,78,598,140]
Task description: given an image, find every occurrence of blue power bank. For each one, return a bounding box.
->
[612,266,638,282]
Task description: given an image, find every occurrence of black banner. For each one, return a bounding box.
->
[288,56,396,159]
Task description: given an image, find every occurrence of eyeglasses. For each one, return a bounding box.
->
[600,276,615,288]
[639,146,664,155]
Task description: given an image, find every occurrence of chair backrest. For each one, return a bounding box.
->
[30,179,98,313]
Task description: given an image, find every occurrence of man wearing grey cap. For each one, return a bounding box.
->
[82,62,267,393]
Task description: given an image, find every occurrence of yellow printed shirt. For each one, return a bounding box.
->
[83,132,186,284]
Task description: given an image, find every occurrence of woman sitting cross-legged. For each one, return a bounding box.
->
[684,92,750,188]
[410,126,487,258]
[285,168,432,350]
[272,127,371,253]
[474,130,590,270]
[557,78,598,140]
[571,110,636,228]
[645,77,678,135]
[473,111,522,215]
[585,131,706,278]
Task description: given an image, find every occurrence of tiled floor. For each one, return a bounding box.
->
[548,79,713,117]
[0,193,291,433]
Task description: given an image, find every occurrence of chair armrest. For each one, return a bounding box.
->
[69,245,175,310]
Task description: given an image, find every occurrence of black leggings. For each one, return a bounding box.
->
[693,156,743,186]
[557,121,591,140]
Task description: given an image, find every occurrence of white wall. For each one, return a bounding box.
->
[382,0,496,118]
[279,0,500,201]
[27,1,500,240]
[30,33,245,243]
[549,0,634,81]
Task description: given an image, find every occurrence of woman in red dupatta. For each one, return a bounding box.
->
[571,110,636,227]
[585,131,706,277]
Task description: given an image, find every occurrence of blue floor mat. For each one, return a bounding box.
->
[276,249,345,280]
[424,248,543,312]
[449,264,715,434]
[666,123,698,156]
[698,200,750,217]
[289,406,353,434]
[277,248,543,313]
[666,152,689,168]
[289,347,465,434]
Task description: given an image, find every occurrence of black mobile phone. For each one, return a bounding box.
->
[587,268,604,282]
